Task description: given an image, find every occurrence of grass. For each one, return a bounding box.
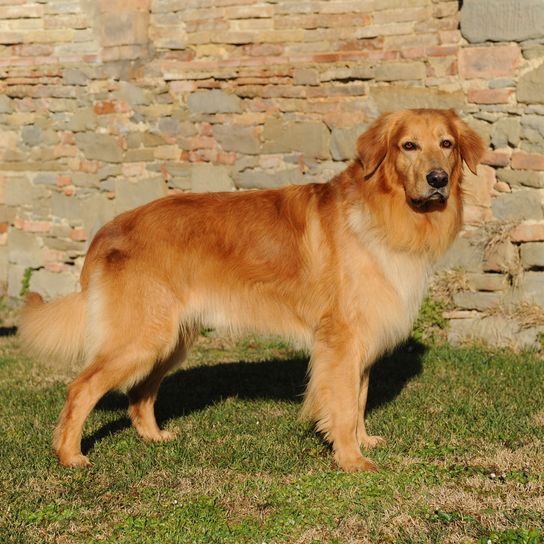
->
[0,328,543,543]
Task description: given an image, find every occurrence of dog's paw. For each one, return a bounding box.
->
[144,429,177,443]
[59,453,91,468]
[335,453,379,473]
[359,434,386,449]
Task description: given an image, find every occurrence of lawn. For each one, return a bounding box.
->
[0,328,542,543]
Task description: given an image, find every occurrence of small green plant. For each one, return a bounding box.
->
[412,295,447,342]
[19,267,33,297]
[479,528,542,544]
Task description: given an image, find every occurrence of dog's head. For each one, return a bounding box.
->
[356,109,485,211]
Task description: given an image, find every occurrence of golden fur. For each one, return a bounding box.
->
[19,109,485,471]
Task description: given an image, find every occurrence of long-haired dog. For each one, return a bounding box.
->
[20,109,485,471]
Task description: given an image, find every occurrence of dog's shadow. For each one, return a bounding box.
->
[83,340,426,455]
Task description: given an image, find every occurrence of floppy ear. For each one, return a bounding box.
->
[356,113,393,178]
[453,116,486,175]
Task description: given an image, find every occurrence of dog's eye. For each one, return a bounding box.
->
[402,141,417,151]
[441,139,453,149]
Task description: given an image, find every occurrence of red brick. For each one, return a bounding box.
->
[511,151,544,171]
[459,45,520,79]
[70,227,87,241]
[482,149,511,167]
[467,88,512,104]
[56,175,72,187]
[510,222,544,243]
[0,222,8,234]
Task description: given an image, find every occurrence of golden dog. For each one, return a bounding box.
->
[20,109,485,471]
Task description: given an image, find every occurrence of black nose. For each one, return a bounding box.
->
[426,169,448,189]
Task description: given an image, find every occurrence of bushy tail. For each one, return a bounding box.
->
[19,291,87,367]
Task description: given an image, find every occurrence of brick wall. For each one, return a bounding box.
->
[0,0,543,346]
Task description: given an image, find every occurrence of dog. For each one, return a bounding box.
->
[20,108,485,471]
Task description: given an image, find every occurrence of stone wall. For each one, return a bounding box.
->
[0,0,543,346]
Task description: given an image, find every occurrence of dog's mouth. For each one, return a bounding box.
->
[409,191,448,210]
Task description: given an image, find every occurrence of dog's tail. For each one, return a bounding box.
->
[19,291,87,367]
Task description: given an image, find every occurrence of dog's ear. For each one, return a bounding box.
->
[450,113,486,175]
[356,113,393,178]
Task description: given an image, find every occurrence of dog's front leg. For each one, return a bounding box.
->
[302,323,378,472]
[357,366,385,449]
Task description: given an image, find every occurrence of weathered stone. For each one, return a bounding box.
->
[330,125,366,161]
[0,246,7,294]
[491,189,544,221]
[452,291,502,311]
[370,85,465,112]
[0,95,13,113]
[466,272,508,292]
[483,240,519,273]
[62,67,89,86]
[191,163,234,193]
[293,68,320,86]
[213,124,261,155]
[21,125,43,147]
[114,177,168,214]
[460,0,544,42]
[75,133,124,163]
[188,90,242,114]
[66,108,96,132]
[7,265,25,299]
[513,271,544,306]
[29,269,79,299]
[8,229,43,268]
[520,242,544,269]
[262,119,330,159]
[518,63,544,105]
[497,169,544,189]
[510,221,544,242]
[491,117,520,149]
[237,167,305,189]
[511,151,544,171]
[448,315,540,350]
[118,81,148,106]
[436,233,485,272]
[5,177,32,206]
[375,61,426,81]
[520,115,544,153]
[458,45,520,79]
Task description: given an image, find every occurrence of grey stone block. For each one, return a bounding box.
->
[213,124,261,155]
[520,242,544,269]
[370,86,465,112]
[491,189,543,221]
[460,0,544,42]
[5,177,32,206]
[513,271,544,305]
[114,177,168,214]
[188,90,242,114]
[491,117,520,149]
[262,119,330,159]
[236,167,305,190]
[518,63,544,105]
[497,169,544,189]
[29,269,79,299]
[21,125,42,147]
[452,291,502,311]
[75,133,124,163]
[8,230,43,268]
[191,164,234,193]
[436,234,484,272]
[0,95,13,113]
[330,125,366,161]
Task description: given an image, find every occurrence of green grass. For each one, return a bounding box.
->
[0,333,542,543]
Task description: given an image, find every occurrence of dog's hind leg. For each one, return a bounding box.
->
[53,348,159,467]
[127,329,197,442]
